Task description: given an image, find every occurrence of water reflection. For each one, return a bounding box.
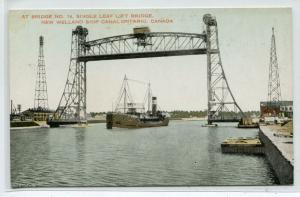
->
[75,128,86,161]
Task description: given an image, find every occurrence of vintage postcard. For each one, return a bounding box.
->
[9,8,293,188]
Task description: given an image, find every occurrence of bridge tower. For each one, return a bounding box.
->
[203,14,244,124]
[268,27,281,105]
[51,26,88,124]
[34,36,49,110]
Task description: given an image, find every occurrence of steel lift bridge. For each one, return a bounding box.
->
[47,14,244,127]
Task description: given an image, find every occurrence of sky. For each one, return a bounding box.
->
[9,8,293,112]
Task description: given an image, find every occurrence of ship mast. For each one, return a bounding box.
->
[115,75,151,113]
[124,75,127,113]
[147,82,151,112]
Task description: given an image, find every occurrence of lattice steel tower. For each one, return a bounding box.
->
[203,14,244,124]
[53,26,88,123]
[268,27,281,104]
[34,36,49,110]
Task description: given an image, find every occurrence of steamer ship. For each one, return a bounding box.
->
[106,75,169,129]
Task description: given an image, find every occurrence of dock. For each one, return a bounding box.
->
[259,123,293,185]
[10,120,39,128]
[221,121,293,185]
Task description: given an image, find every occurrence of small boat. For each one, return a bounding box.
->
[202,123,218,127]
[106,75,169,129]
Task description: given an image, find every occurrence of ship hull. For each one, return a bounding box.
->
[107,113,169,129]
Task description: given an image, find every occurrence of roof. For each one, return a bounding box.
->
[260,100,293,106]
[22,108,54,114]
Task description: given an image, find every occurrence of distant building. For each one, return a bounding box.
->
[279,101,293,118]
[260,101,293,118]
[22,108,54,121]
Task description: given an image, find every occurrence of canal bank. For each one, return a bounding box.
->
[258,124,293,185]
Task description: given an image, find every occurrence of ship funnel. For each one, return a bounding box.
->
[152,97,157,114]
[39,36,44,46]
[17,104,21,114]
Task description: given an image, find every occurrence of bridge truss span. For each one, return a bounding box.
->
[79,32,208,61]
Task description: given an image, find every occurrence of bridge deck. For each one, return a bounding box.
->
[78,49,208,62]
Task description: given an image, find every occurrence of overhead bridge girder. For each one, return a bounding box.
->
[79,32,207,62]
[78,49,208,61]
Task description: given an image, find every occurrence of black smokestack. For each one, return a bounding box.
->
[39,36,44,46]
[152,97,157,114]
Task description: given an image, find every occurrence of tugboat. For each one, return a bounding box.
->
[106,75,169,129]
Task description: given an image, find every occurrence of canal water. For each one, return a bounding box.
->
[10,120,278,188]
